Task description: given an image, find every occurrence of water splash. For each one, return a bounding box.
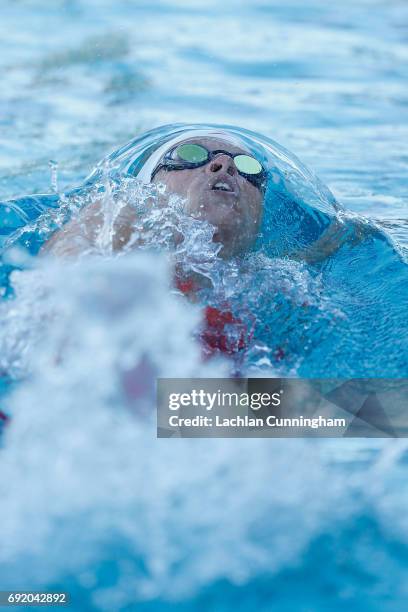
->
[0,254,406,609]
[48,160,58,194]
[0,252,345,608]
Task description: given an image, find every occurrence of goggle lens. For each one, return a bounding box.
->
[234,154,263,175]
[176,144,208,163]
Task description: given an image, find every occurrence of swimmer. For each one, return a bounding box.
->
[41,137,267,260]
[2,124,401,368]
[40,135,270,360]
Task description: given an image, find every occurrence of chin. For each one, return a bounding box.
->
[203,202,243,226]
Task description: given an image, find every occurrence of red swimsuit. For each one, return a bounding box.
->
[175,273,289,363]
[175,275,251,358]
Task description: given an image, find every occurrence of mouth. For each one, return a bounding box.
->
[209,175,238,195]
[212,181,233,192]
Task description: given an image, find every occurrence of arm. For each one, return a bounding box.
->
[40,200,139,257]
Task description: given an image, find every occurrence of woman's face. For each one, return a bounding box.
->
[152,137,264,258]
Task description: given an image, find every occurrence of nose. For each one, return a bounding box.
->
[207,154,237,177]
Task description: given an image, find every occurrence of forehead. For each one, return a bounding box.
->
[173,136,249,156]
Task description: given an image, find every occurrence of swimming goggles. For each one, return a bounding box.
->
[151,143,267,191]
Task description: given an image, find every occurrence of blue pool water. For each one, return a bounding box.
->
[1,1,408,610]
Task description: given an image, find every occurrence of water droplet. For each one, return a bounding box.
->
[48,160,58,193]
